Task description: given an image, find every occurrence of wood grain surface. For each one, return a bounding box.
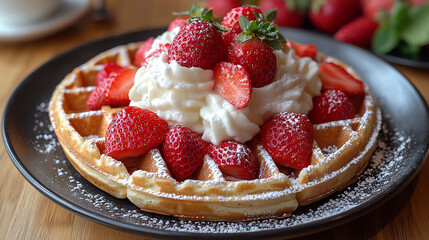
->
[1,1,428,239]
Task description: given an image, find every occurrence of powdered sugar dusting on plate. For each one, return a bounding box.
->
[34,100,417,234]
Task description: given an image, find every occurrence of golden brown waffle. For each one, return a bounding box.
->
[49,42,381,221]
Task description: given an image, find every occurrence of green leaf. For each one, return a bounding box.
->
[239,16,250,32]
[266,39,282,50]
[402,4,429,46]
[237,34,253,43]
[372,19,400,54]
[264,9,277,22]
[398,41,421,59]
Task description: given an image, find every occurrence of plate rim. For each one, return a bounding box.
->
[2,27,429,239]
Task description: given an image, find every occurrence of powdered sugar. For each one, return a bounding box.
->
[34,99,420,235]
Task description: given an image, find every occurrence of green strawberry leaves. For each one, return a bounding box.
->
[174,4,226,32]
[372,2,429,58]
[237,10,286,50]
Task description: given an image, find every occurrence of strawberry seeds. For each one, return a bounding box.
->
[88,4,365,182]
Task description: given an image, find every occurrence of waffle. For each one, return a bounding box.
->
[49,41,381,221]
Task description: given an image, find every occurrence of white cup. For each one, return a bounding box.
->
[0,0,61,26]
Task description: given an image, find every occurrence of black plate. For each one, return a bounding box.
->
[382,51,429,69]
[3,27,429,239]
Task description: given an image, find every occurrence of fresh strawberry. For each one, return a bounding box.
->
[227,38,277,88]
[104,106,169,159]
[319,62,365,96]
[168,20,226,69]
[222,6,263,45]
[410,0,428,6]
[168,17,190,31]
[362,0,393,21]
[309,0,361,33]
[259,0,307,28]
[287,40,318,59]
[162,124,209,180]
[133,37,154,67]
[87,68,137,110]
[334,16,379,48]
[208,141,259,180]
[212,61,251,109]
[260,112,313,170]
[141,43,170,67]
[206,0,241,18]
[308,89,356,124]
[96,62,124,86]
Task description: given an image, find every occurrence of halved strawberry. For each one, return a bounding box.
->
[105,106,169,159]
[319,61,365,96]
[87,68,137,110]
[208,141,259,180]
[105,68,136,106]
[260,112,313,170]
[287,40,318,59]
[133,37,154,67]
[162,124,209,180]
[96,62,124,86]
[308,89,356,124]
[212,61,251,109]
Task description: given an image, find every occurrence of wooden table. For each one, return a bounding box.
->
[1,0,428,239]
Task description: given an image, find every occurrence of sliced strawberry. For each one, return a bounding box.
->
[86,68,136,110]
[287,40,318,59]
[133,37,154,67]
[105,68,136,106]
[319,62,365,96]
[105,106,169,159]
[162,124,209,180]
[168,17,189,31]
[208,141,259,180]
[96,62,124,86]
[142,43,170,67]
[260,112,313,170]
[308,89,356,124]
[212,61,251,109]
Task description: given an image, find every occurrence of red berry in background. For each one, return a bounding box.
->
[208,141,260,180]
[260,112,313,170]
[227,38,277,88]
[259,0,306,28]
[362,0,393,21]
[206,0,241,18]
[162,124,209,181]
[105,106,169,159]
[410,0,428,6]
[168,20,226,70]
[334,16,379,48]
[308,89,356,124]
[309,0,361,33]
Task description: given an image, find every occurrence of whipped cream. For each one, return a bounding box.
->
[129,29,322,144]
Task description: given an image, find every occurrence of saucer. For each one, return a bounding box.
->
[0,0,90,43]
